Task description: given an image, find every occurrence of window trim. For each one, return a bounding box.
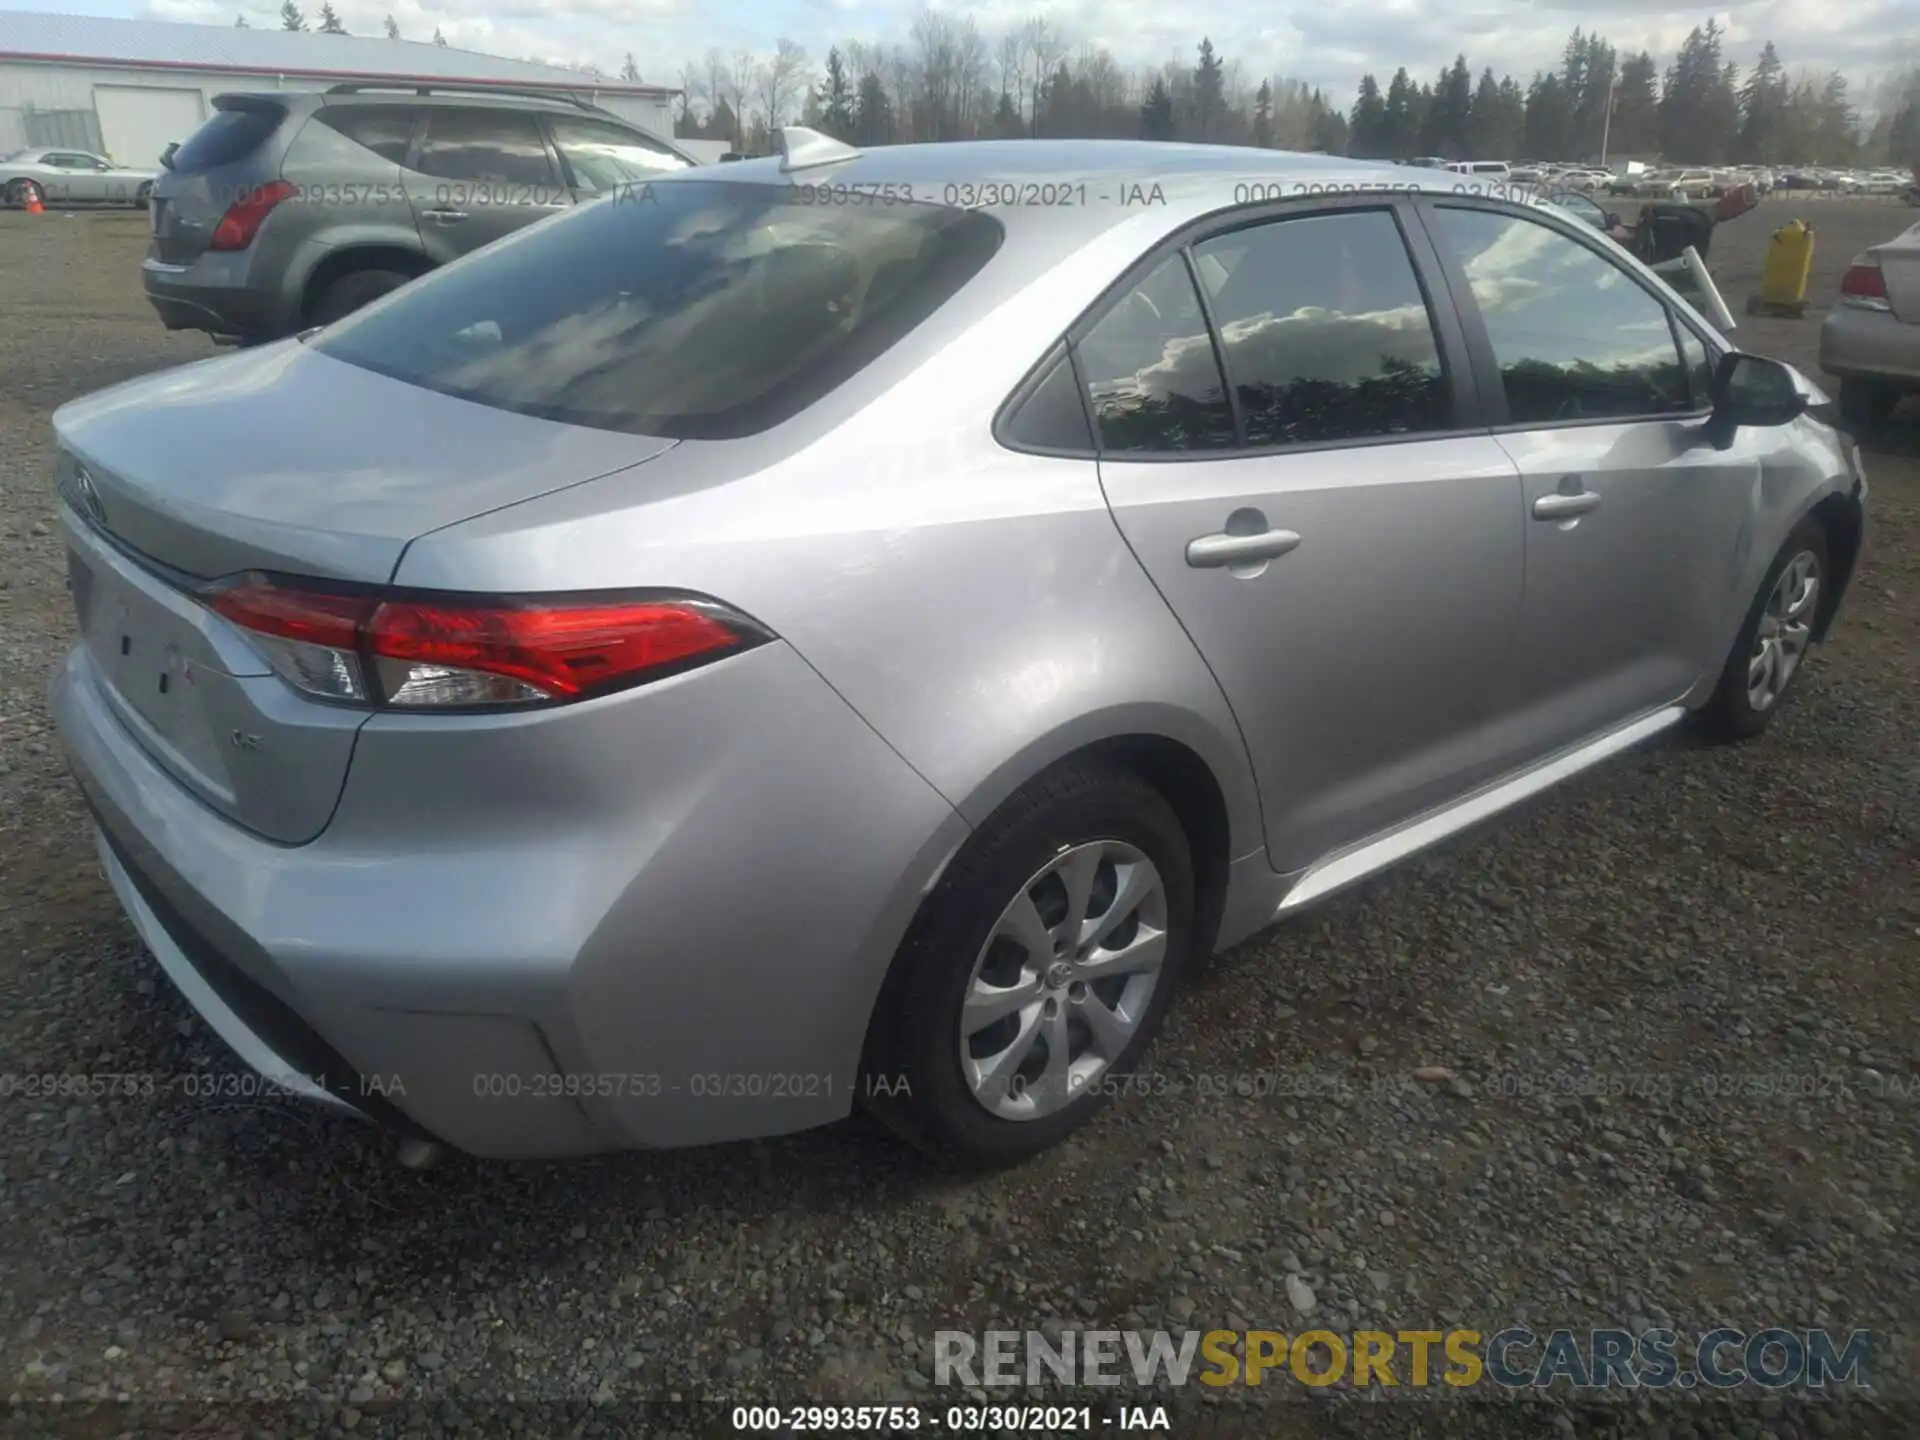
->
[1415,196,1722,434]
[991,341,1098,458]
[996,192,1491,464]
[406,105,562,190]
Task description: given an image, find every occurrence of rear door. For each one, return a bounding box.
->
[399,106,571,260]
[1090,200,1528,873]
[1420,200,1763,760]
[40,152,86,202]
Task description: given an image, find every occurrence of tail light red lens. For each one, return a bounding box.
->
[1839,260,1889,310]
[209,180,296,251]
[206,575,763,710]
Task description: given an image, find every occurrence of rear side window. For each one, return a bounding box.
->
[1193,209,1449,447]
[315,106,416,165]
[1432,207,1692,424]
[1075,255,1234,453]
[548,116,688,193]
[313,180,1004,439]
[171,103,285,174]
[412,109,555,186]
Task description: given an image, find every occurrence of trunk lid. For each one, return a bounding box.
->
[54,343,675,843]
[149,95,290,265]
[1874,221,1920,324]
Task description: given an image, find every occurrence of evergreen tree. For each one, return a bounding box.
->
[1349,74,1387,158]
[820,47,854,139]
[1738,43,1786,162]
[316,2,345,34]
[1253,79,1273,148]
[1191,39,1225,139]
[383,13,398,37]
[621,53,640,82]
[1140,77,1175,141]
[1381,67,1421,158]
[1611,51,1659,155]
[432,26,447,46]
[853,70,892,146]
[1426,54,1472,156]
[235,13,249,26]
[279,1,306,31]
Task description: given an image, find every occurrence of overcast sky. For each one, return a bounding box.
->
[14,0,1920,115]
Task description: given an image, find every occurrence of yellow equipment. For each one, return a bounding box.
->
[1749,219,1814,317]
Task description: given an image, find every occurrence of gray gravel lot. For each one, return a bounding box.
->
[0,199,1916,1440]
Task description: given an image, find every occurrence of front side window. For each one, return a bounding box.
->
[412,108,556,187]
[1193,209,1449,448]
[1432,206,1691,424]
[313,180,1004,440]
[548,117,689,193]
[1676,325,1714,409]
[1074,255,1234,453]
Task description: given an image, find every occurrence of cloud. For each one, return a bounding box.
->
[149,0,1913,112]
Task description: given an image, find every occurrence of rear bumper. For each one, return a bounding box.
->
[1819,304,1920,387]
[142,256,292,341]
[52,635,966,1159]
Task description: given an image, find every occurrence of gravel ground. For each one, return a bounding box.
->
[0,198,1916,1440]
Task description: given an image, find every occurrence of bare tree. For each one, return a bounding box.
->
[757,39,810,131]
[729,48,758,141]
[1022,18,1063,136]
[677,59,703,131]
[996,30,1024,114]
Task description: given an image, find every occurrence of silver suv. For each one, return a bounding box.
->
[142,84,696,345]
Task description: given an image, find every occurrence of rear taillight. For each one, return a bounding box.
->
[1839,258,1890,311]
[205,575,763,710]
[208,179,296,251]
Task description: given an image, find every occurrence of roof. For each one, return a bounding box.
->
[0,9,676,96]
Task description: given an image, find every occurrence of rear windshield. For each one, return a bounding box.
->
[171,102,285,174]
[313,180,1005,439]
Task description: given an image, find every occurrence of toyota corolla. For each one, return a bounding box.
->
[50,134,1866,1169]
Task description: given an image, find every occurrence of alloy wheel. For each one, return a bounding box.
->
[958,840,1168,1121]
[1747,550,1820,712]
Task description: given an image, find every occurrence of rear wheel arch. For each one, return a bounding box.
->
[299,245,434,325]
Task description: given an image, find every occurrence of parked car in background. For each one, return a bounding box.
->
[1667,170,1722,200]
[2,148,156,208]
[1448,160,1512,181]
[1820,220,1920,423]
[142,83,698,345]
[52,135,1865,1169]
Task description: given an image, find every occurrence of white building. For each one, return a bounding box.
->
[0,10,679,169]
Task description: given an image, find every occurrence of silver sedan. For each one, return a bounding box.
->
[1820,218,1920,424]
[48,136,1867,1170]
[2,147,156,208]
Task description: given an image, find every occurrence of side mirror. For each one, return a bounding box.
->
[1704,352,1806,448]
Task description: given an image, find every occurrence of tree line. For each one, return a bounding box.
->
[675,18,1919,170]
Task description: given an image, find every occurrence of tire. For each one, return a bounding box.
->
[1696,516,1829,742]
[6,179,43,209]
[309,268,414,326]
[861,761,1195,1171]
[1838,377,1900,427]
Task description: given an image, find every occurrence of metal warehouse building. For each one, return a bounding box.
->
[0,10,678,170]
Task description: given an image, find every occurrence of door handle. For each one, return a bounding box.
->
[422,208,469,224]
[1532,490,1603,520]
[1186,528,1302,568]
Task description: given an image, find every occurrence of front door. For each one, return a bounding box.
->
[1421,202,1764,761]
[1087,205,1527,873]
